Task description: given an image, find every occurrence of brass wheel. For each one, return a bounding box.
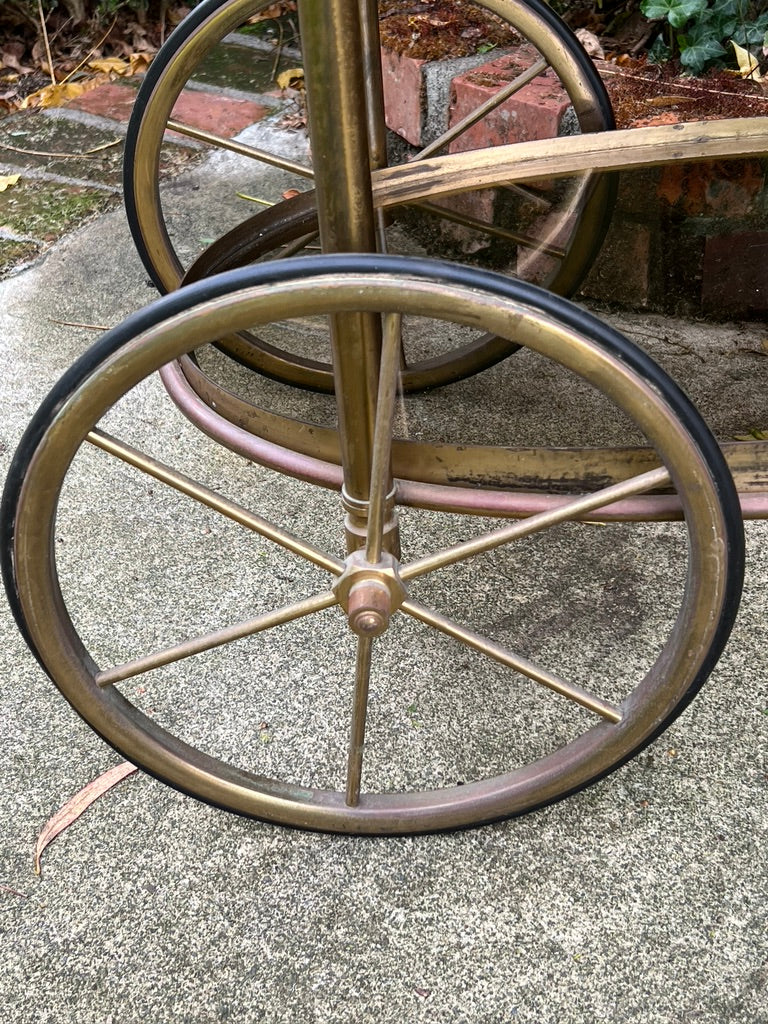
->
[124,0,616,391]
[1,257,742,833]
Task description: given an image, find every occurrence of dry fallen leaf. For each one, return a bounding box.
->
[21,79,93,110]
[87,56,133,75]
[128,52,152,75]
[1,43,33,76]
[731,41,763,82]
[34,761,138,876]
[0,173,20,192]
[574,28,604,60]
[276,67,305,91]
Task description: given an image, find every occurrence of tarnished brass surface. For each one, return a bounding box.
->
[9,263,742,831]
[12,0,759,833]
[297,0,384,521]
[175,353,768,507]
[165,120,315,178]
[332,549,407,636]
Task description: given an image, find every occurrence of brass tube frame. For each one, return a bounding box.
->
[297,0,392,548]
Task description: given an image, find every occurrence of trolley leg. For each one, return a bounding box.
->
[297,0,399,554]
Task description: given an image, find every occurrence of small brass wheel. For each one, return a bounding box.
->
[178,191,520,392]
[1,257,742,833]
[124,0,616,391]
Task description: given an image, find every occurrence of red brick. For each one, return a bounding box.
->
[380,47,427,146]
[166,90,270,137]
[68,80,270,138]
[67,81,138,122]
[658,160,765,217]
[447,51,571,152]
[424,50,570,247]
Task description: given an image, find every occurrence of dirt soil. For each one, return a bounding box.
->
[603,60,768,128]
[378,0,521,60]
[377,0,768,127]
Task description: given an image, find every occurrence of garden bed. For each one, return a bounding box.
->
[379,33,768,317]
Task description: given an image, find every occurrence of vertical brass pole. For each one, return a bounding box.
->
[297,0,397,551]
[358,0,390,251]
[358,0,388,174]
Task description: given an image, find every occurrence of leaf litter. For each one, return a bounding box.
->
[34,761,138,876]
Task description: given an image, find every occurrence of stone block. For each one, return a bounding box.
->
[703,231,768,314]
[579,218,651,308]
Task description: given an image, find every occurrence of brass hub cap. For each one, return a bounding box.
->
[332,550,408,638]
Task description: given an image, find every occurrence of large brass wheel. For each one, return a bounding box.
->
[1,257,742,833]
[124,0,616,391]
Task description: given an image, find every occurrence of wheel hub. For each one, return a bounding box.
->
[332,549,408,638]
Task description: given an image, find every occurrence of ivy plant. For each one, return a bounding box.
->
[640,0,768,75]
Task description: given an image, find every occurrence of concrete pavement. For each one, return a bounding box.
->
[1,102,768,1024]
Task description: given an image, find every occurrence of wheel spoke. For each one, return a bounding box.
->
[409,200,567,259]
[345,635,374,806]
[166,119,315,179]
[366,313,401,563]
[401,597,622,722]
[87,429,344,576]
[9,258,740,831]
[96,590,337,687]
[415,58,550,161]
[278,230,321,259]
[340,316,402,804]
[401,466,672,582]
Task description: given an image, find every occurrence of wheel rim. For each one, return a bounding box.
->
[5,257,742,833]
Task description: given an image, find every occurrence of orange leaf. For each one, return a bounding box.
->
[21,79,95,110]
[87,57,132,75]
[34,762,138,875]
[128,52,153,75]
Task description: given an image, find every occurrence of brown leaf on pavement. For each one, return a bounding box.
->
[34,761,139,876]
[21,78,93,109]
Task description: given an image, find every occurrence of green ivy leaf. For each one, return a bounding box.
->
[641,0,708,29]
[734,11,768,47]
[648,35,673,63]
[679,34,727,73]
[708,0,739,28]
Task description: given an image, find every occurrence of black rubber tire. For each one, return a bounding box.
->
[1,255,744,833]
